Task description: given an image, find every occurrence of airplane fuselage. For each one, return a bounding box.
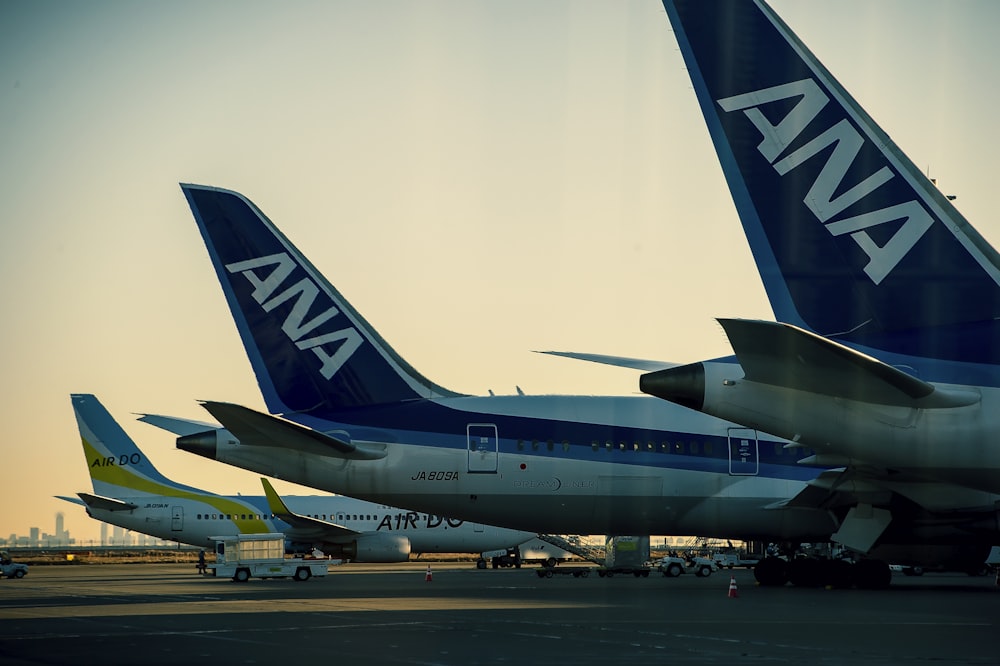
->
[82,492,531,555]
[676,361,1000,498]
[188,394,841,541]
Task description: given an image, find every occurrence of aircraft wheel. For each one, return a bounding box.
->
[788,558,823,587]
[855,559,891,589]
[823,559,855,589]
[753,557,788,587]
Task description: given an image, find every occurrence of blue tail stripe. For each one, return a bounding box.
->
[182,184,460,415]
[664,0,1000,368]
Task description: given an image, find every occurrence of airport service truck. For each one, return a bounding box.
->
[208,533,328,582]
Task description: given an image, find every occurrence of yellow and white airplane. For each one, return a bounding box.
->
[60,394,534,562]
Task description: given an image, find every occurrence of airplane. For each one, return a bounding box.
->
[146,172,1000,587]
[630,0,1000,573]
[61,393,536,562]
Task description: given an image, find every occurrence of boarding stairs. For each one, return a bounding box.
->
[537,534,606,565]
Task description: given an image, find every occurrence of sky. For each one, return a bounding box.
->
[1,0,998,545]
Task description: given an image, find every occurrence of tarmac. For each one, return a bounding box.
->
[1,561,997,665]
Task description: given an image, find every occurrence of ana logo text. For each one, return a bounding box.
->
[225,252,363,379]
[717,78,934,285]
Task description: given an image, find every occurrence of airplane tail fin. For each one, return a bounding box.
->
[181,184,463,416]
[663,0,1000,367]
[72,394,202,497]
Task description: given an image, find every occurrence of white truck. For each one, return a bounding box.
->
[712,552,761,569]
[0,551,28,579]
[208,533,328,582]
[657,555,717,578]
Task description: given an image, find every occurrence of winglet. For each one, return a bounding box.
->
[260,477,292,517]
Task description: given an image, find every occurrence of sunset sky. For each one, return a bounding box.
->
[2,0,997,543]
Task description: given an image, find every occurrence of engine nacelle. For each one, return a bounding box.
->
[177,427,238,461]
[347,533,412,563]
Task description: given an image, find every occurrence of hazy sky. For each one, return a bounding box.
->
[2,1,997,544]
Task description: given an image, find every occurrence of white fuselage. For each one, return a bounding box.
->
[204,394,837,541]
[81,493,534,555]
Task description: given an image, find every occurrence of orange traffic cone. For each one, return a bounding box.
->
[425,565,433,582]
[727,575,739,598]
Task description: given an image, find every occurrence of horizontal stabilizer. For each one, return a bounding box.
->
[136,413,220,436]
[719,319,979,408]
[55,495,86,507]
[260,478,356,537]
[537,351,677,372]
[76,492,139,512]
[198,401,386,461]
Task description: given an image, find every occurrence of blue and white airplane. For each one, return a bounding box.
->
[169,182,832,543]
[61,394,534,561]
[636,0,1000,572]
[155,175,998,586]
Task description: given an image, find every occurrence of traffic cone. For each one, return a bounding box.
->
[727,575,739,598]
[425,565,433,582]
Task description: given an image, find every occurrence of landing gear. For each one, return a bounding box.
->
[753,555,889,589]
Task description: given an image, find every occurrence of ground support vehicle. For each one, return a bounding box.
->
[657,556,717,578]
[712,552,761,569]
[481,546,522,569]
[0,551,28,579]
[208,533,328,582]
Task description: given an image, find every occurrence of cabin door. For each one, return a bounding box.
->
[727,428,759,476]
[467,423,498,473]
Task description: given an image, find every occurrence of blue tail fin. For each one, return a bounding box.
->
[663,0,1000,368]
[72,394,201,497]
[181,184,462,415]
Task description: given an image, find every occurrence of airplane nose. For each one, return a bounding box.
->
[639,363,706,411]
[176,430,219,460]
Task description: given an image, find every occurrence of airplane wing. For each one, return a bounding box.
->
[536,351,677,372]
[719,319,978,409]
[198,401,386,461]
[136,413,220,436]
[260,477,359,539]
[75,492,139,512]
